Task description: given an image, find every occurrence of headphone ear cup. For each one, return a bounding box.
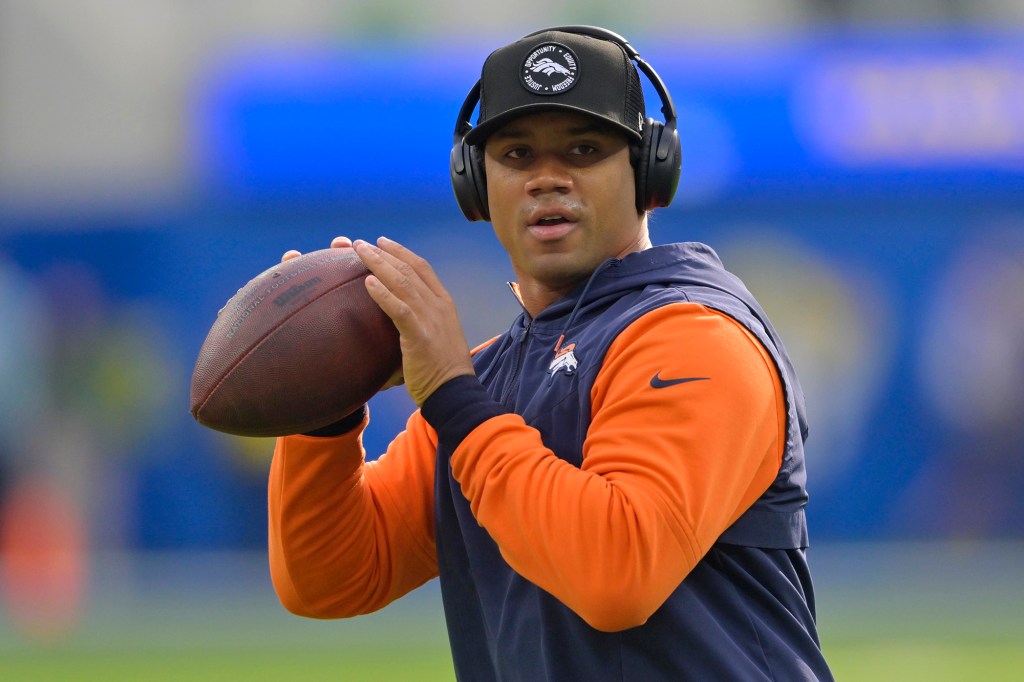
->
[640,120,681,211]
[450,141,489,222]
[634,120,656,213]
[647,120,679,209]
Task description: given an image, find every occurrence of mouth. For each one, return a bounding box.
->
[526,209,579,241]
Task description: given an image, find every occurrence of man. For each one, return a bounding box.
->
[269,26,833,681]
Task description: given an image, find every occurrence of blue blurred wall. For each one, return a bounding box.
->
[2,30,1021,550]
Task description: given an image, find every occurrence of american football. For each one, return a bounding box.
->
[190,248,401,437]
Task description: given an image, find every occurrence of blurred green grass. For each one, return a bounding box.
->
[5,637,1023,681]
[4,640,1021,682]
[2,648,455,681]
[825,639,1024,681]
[2,543,1021,681]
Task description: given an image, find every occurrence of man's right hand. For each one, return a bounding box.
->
[281,236,404,391]
[353,237,475,407]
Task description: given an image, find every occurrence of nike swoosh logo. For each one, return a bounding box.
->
[650,373,710,389]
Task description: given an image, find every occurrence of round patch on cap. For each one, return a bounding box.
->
[520,43,579,96]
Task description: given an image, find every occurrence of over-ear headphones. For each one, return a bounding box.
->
[450,25,681,222]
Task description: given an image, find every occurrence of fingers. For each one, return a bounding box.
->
[375,237,448,297]
[285,237,441,330]
[351,237,472,406]
[353,239,414,300]
[353,243,421,328]
[353,237,449,338]
[281,237,352,263]
[362,270,412,327]
[353,237,447,301]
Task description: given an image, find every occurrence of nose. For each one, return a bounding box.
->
[524,154,572,196]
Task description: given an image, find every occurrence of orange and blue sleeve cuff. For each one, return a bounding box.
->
[421,375,508,451]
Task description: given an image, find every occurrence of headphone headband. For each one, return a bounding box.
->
[519,25,678,129]
[450,26,681,221]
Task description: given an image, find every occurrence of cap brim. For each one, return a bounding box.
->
[463,103,643,147]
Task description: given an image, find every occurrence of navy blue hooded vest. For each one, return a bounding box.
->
[424,243,832,681]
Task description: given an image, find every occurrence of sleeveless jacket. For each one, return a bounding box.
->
[422,243,832,681]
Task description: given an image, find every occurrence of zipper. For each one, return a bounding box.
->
[496,259,618,406]
[499,317,531,407]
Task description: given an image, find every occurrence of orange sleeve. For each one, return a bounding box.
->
[268,408,439,618]
[449,303,785,631]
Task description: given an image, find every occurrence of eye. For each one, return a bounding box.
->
[569,143,598,156]
[504,146,531,160]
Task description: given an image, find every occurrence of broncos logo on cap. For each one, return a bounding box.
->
[529,58,572,77]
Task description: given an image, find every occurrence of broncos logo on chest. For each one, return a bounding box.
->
[548,336,578,376]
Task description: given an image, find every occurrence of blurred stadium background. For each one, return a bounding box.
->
[1,1,1023,679]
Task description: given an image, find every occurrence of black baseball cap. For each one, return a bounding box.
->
[463,29,646,146]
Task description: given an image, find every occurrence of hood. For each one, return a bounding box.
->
[525,242,749,326]
[514,242,809,442]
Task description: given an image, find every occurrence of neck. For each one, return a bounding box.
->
[515,281,572,319]
[514,237,654,318]
[509,215,652,317]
